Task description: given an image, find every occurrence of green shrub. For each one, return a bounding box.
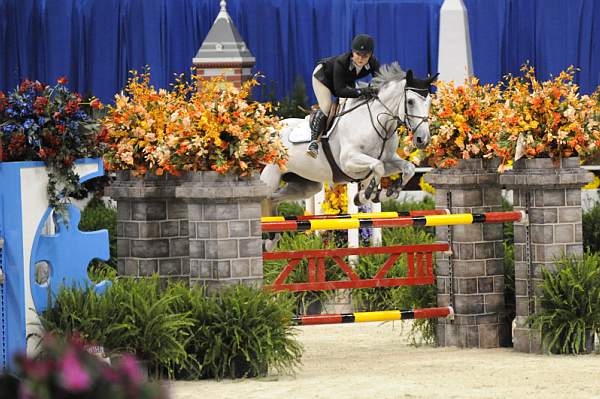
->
[583,202,600,253]
[381,197,436,236]
[530,252,600,354]
[351,227,438,344]
[178,285,302,380]
[381,196,435,213]
[79,197,118,280]
[276,201,305,217]
[40,278,302,381]
[274,75,309,119]
[39,276,193,377]
[264,232,343,313]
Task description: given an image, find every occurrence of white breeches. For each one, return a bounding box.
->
[312,64,333,116]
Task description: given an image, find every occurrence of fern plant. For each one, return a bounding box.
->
[530,252,600,354]
[39,276,193,378]
[179,285,302,380]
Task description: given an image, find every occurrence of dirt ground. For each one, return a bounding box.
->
[167,321,600,399]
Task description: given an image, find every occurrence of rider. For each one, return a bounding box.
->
[306,34,381,158]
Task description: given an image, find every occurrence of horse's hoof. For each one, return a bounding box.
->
[354,193,362,206]
[372,191,381,203]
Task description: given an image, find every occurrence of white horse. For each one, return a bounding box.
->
[261,63,436,213]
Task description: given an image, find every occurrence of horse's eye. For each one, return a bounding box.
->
[407,99,414,106]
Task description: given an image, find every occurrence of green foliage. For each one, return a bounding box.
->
[276,201,305,217]
[530,252,600,354]
[39,277,193,378]
[274,76,310,119]
[381,197,436,235]
[381,196,435,213]
[583,202,600,253]
[176,285,302,380]
[351,227,438,345]
[79,197,118,281]
[264,233,342,313]
[503,242,515,313]
[39,278,302,381]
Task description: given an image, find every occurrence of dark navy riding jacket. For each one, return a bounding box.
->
[313,51,381,98]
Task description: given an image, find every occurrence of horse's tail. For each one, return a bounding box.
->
[260,164,282,194]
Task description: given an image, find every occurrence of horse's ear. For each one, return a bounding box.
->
[427,73,440,84]
[406,69,414,83]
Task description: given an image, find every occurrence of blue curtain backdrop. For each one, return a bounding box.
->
[0,0,598,103]
[464,0,600,94]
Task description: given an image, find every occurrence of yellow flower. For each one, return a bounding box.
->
[419,176,435,194]
[583,175,600,190]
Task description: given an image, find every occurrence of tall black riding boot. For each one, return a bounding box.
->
[306,109,327,158]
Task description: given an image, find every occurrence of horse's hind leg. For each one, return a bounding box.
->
[272,179,322,203]
[263,179,322,252]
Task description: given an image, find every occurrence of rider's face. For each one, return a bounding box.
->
[352,51,371,67]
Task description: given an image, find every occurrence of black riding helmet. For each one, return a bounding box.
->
[351,34,374,55]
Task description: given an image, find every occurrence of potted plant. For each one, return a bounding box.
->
[102,69,286,177]
[399,76,502,169]
[495,65,598,170]
[529,252,600,354]
[0,78,105,214]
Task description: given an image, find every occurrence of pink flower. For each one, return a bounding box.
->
[59,349,91,392]
[119,354,144,385]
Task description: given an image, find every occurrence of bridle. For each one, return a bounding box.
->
[365,85,431,159]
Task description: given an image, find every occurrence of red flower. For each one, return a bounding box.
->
[0,91,7,111]
[19,79,33,93]
[57,76,68,85]
[65,100,79,114]
[90,98,103,110]
[34,96,49,110]
[56,124,66,134]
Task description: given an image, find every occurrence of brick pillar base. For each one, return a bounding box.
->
[500,157,592,353]
[427,159,507,348]
[106,172,190,285]
[176,172,269,293]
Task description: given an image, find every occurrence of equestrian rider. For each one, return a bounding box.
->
[307,34,381,158]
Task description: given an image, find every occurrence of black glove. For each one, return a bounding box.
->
[358,86,377,98]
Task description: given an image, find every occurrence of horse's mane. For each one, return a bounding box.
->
[369,62,406,90]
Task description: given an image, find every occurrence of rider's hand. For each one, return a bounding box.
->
[359,86,377,99]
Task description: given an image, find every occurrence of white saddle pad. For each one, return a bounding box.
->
[287,116,333,144]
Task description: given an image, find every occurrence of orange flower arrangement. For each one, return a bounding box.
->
[399,77,501,168]
[102,69,287,176]
[495,65,597,170]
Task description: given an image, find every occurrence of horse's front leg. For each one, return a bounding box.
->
[341,152,385,202]
[381,156,416,198]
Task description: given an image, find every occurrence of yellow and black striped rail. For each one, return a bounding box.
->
[262,211,524,233]
[293,306,454,326]
[261,209,448,223]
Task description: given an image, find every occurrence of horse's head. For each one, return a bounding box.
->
[403,69,438,150]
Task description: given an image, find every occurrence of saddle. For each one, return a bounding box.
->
[309,100,366,184]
